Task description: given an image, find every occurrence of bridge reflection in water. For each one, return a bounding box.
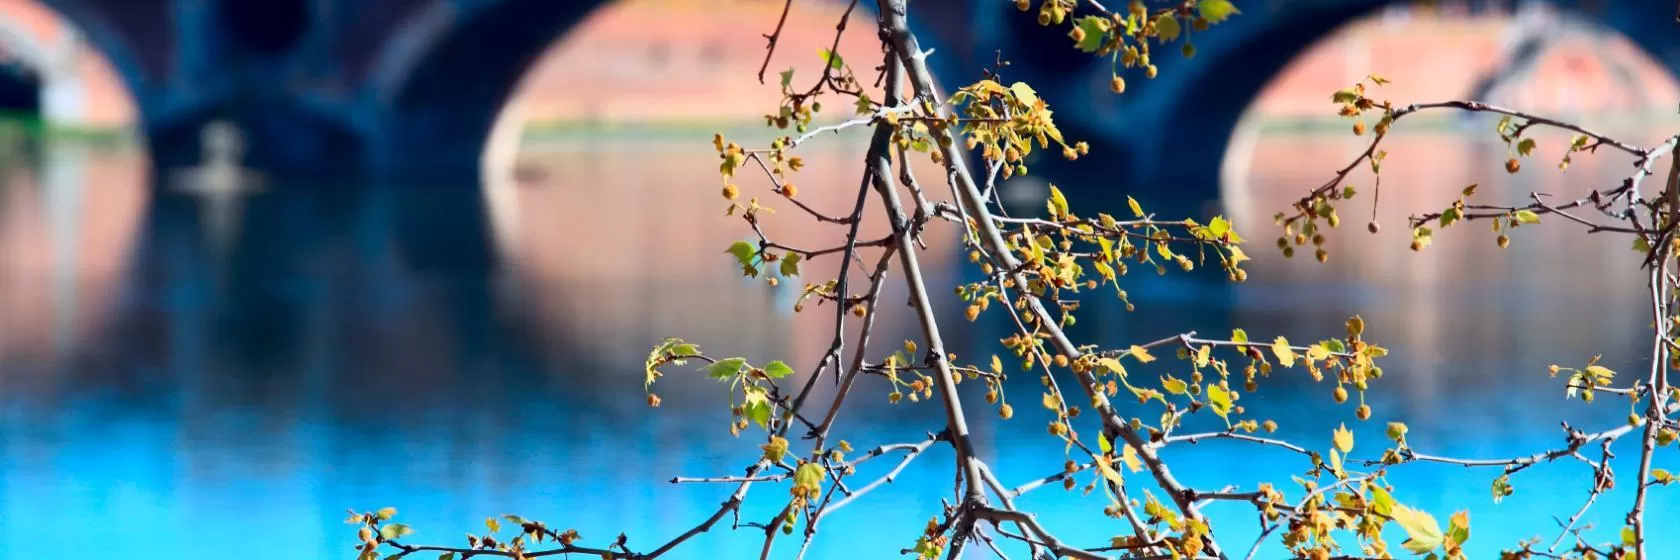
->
[0,119,1674,558]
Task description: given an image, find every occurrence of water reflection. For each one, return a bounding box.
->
[0,124,1676,559]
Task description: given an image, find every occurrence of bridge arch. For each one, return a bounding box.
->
[1136,0,1680,214]
[364,0,975,182]
[0,1,141,132]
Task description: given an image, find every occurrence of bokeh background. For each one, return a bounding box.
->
[0,0,1677,558]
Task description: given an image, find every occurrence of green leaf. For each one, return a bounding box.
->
[1197,0,1240,23]
[1331,89,1360,104]
[1098,432,1113,454]
[1624,526,1639,547]
[1010,82,1040,106]
[780,68,795,88]
[1391,504,1444,554]
[763,360,796,379]
[705,357,748,379]
[1439,207,1460,228]
[1231,328,1249,344]
[1205,384,1232,418]
[1514,210,1541,224]
[819,49,843,70]
[855,93,873,115]
[439,553,456,560]
[1073,16,1109,53]
[795,462,825,490]
[1516,138,1537,156]
[1127,196,1145,218]
[1369,485,1396,517]
[1636,236,1652,253]
[744,390,773,429]
[1162,375,1188,395]
[1154,14,1181,42]
[727,241,757,269]
[780,252,802,278]
[1047,185,1069,219]
[380,523,414,541]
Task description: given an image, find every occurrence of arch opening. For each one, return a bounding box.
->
[478,0,958,374]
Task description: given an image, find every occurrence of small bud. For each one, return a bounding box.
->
[781,183,797,199]
[999,403,1014,419]
[1181,43,1196,58]
[1505,158,1520,174]
[647,393,662,407]
[1355,404,1372,420]
[965,305,981,322]
[1016,0,1030,10]
[1315,249,1328,262]
[851,305,867,318]
[722,184,739,200]
[1352,121,1366,136]
[1367,221,1380,234]
[1262,420,1278,433]
[1145,65,1158,79]
[1497,234,1509,248]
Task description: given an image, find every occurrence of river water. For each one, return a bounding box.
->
[0,122,1675,558]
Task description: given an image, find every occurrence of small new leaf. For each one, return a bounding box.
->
[1332,423,1354,454]
[763,360,795,379]
[1271,337,1297,367]
[780,252,802,277]
[1514,210,1541,224]
[1197,0,1240,23]
[1154,14,1181,42]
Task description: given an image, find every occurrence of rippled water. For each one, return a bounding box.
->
[0,123,1676,559]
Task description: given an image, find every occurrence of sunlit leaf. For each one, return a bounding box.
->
[1514,210,1541,224]
[763,360,795,379]
[375,507,397,521]
[706,358,748,379]
[1047,184,1069,219]
[1447,510,1470,547]
[1010,82,1040,106]
[1206,384,1232,418]
[1154,14,1181,42]
[1128,196,1145,218]
[1120,443,1142,472]
[1391,503,1445,554]
[1129,345,1156,363]
[727,241,757,269]
[744,390,773,429]
[780,252,802,277]
[1516,138,1537,157]
[1098,432,1113,454]
[1271,337,1297,367]
[380,523,414,541]
[1332,423,1354,454]
[1197,0,1240,23]
[819,49,843,70]
[1073,16,1109,53]
[1231,328,1249,344]
[1162,375,1189,395]
[796,462,825,490]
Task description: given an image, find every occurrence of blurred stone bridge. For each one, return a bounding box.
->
[10,0,1680,194]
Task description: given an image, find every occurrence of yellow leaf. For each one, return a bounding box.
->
[1154,13,1181,42]
[1391,504,1445,554]
[1127,196,1144,218]
[1042,392,1061,410]
[1161,375,1188,395]
[1194,345,1211,368]
[1129,345,1156,363]
[1098,357,1127,377]
[1307,344,1330,362]
[1271,337,1297,367]
[1332,423,1353,454]
[1120,443,1143,472]
[1047,185,1069,219]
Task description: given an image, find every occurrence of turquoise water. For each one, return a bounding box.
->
[0,129,1675,559]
